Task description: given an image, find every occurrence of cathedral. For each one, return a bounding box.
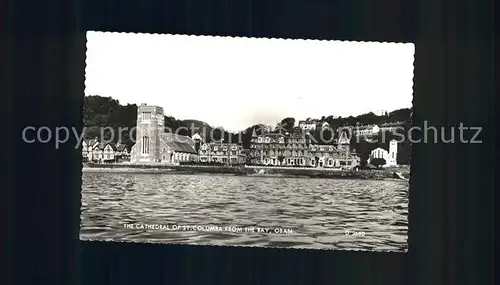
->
[130,104,202,164]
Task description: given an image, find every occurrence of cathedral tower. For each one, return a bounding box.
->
[130,103,165,163]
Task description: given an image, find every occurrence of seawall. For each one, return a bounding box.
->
[83,163,409,180]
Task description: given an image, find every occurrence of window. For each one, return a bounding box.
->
[142,112,152,121]
[142,136,150,154]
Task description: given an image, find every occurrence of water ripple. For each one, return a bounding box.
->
[80,173,408,252]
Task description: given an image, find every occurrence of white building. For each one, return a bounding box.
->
[368,139,398,167]
[379,121,405,133]
[82,138,99,161]
[298,120,318,131]
[353,124,380,136]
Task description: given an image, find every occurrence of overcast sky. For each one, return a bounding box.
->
[85,31,414,132]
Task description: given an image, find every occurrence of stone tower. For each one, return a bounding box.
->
[130,103,165,163]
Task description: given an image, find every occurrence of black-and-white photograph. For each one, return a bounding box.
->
[80,31,414,252]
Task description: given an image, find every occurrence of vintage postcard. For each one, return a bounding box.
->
[80,31,414,252]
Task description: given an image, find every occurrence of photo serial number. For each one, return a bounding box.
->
[344,230,366,237]
[123,223,293,234]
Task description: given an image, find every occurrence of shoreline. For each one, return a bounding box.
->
[83,163,410,181]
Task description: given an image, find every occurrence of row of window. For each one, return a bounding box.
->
[200,152,243,157]
[142,112,152,121]
[250,144,337,151]
[251,150,341,157]
[200,151,241,155]
[259,158,352,166]
[251,138,306,144]
[200,146,240,151]
[250,144,307,149]
[199,157,243,163]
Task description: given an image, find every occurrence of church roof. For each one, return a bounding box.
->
[164,141,197,154]
[161,133,197,154]
[371,147,389,153]
[162,133,194,145]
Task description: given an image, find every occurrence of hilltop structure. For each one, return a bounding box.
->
[298,119,330,131]
[130,104,200,164]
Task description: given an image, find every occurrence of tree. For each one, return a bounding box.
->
[279,117,296,133]
[370,158,386,168]
[211,128,223,141]
[360,154,369,168]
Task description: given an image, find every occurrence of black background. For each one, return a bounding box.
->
[5,0,494,284]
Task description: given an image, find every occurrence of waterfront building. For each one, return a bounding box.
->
[198,141,246,165]
[115,143,130,157]
[249,130,287,165]
[83,139,133,163]
[114,143,131,162]
[82,138,99,162]
[368,139,398,167]
[130,103,199,164]
[250,127,360,169]
[91,142,117,163]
